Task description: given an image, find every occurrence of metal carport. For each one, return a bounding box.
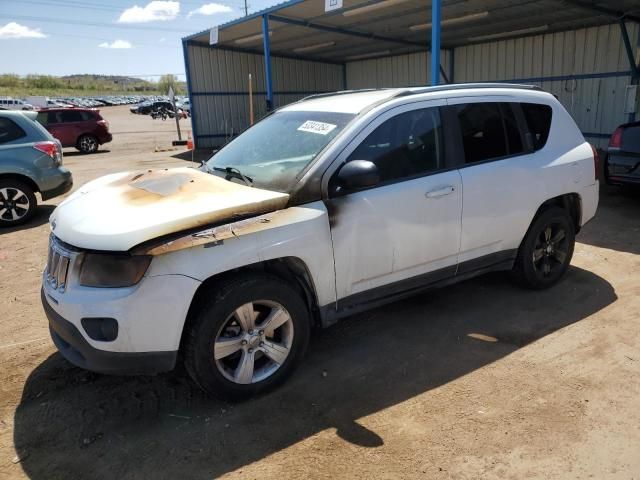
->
[182,0,640,148]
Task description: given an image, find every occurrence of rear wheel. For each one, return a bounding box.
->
[0,180,37,227]
[77,135,98,154]
[512,206,575,289]
[184,274,310,401]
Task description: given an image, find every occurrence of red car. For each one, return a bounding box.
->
[36,108,112,154]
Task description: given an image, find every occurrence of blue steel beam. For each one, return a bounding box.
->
[262,14,274,111]
[269,14,426,48]
[181,39,199,148]
[430,0,441,86]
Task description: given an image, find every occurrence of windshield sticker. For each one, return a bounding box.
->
[298,120,337,135]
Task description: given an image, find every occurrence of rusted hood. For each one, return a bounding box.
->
[50,167,290,251]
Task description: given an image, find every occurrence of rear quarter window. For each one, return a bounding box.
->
[0,117,27,144]
[521,103,552,151]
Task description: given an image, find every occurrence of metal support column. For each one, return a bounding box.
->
[430,0,441,86]
[262,14,274,111]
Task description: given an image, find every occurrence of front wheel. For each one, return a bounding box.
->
[184,274,310,401]
[512,206,575,289]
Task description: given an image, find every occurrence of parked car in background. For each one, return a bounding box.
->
[0,98,34,110]
[42,84,598,400]
[181,98,191,115]
[0,110,72,226]
[131,100,174,115]
[36,108,112,154]
[604,120,640,187]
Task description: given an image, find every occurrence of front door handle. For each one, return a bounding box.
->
[425,185,455,198]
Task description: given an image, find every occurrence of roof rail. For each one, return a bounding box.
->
[397,82,542,97]
[300,88,388,102]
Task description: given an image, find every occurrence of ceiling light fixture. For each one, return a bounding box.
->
[410,11,489,31]
[293,41,336,53]
[468,24,549,42]
[345,50,391,61]
[343,0,412,17]
[235,31,272,45]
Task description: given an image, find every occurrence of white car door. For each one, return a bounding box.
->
[324,101,463,311]
[446,98,536,270]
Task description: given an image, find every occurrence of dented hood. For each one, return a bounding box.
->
[50,167,290,251]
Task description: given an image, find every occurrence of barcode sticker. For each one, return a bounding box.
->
[298,120,337,135]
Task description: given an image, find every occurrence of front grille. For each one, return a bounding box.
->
[46,236,71,292]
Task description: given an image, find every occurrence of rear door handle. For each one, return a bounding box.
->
[425,185,455,198]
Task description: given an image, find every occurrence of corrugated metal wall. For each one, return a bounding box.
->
[186,43,344,148]
[346,51,451,89]
[187,23,637,149]
[452,23,638,147]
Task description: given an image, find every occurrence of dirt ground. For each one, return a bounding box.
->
[0,105,639,480]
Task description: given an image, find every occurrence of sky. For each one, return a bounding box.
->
[0,0,279,80]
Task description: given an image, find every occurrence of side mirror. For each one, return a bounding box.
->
[337,160,380,191]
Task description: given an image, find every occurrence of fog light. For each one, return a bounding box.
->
[81,317,119,342]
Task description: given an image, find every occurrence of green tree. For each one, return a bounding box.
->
[157,74,180,95]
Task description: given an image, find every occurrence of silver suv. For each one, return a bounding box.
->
[0,110,72,226]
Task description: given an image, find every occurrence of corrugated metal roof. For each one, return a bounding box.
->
[183,0,640,63]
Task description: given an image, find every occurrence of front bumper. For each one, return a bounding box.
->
[42,288,177,375]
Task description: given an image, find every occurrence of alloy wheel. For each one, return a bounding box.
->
[0,187,30,222]
[213,300,294,385]
[532,223,569,277]
[80,136,97,153]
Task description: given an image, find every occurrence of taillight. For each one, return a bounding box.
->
[34,141,62,166]
[608,127,623,149]
[33,141,57,158]
[97,119,109,130]
[590,144,600,181]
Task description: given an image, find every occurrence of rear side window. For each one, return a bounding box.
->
[456,102,527,164]
[520,103,552,150]
[621,124,640,153]
[80,111,96,121]
[60,110,84,122]
[456,103,508,163]
[36,112,49,125]
[0,118,27,144]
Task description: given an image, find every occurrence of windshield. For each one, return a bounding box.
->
[205,110,355,192]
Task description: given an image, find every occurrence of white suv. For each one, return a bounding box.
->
[42,84,599,400]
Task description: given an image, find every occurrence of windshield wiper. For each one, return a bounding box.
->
[211,166,254,187]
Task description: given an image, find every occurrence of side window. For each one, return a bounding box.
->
[80,111,94,121]
[501,103,524,154]
[347,107,444,183]
[0,118,27,144]
[61,110,84,122]
[36,112,49,125]
[456,102,509,163]
[520,103,552,151]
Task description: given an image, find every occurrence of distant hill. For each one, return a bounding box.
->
[0,73,186,97]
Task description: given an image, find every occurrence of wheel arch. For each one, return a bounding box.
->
[534,192,582,233]
[0,173,40,194]
[179,257,321,353]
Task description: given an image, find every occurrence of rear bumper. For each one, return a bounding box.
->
[99,133,113,145]
[605,153,640,186]
[42,289,177,375]
[40,169,73,201]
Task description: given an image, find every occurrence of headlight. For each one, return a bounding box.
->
[79,254,151,288]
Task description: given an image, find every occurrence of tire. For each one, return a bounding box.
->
[184,274,311,401]
[512,206,575,289]
[77,135,98,154]
[0,179,37,227]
